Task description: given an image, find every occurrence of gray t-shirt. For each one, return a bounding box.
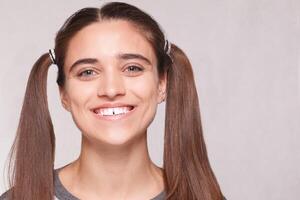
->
[0,168,166,200]
[53,168,165,200]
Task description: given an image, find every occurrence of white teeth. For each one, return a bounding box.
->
[95,107,132,116]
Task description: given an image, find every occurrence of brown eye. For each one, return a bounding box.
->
[126,65,143,72]
[78,69,96,77]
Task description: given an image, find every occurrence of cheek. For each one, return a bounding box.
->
[64,81,98,134]
[128,74,159,102]
[65,80,96,109]
[127,74,159,126]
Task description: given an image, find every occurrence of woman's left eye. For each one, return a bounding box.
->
[125,65,143,72]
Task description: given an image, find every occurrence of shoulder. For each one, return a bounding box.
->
[0,189,12,200]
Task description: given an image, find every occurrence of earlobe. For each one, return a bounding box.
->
[158,90,166,104]
[59,87,71,112]
[157,73,167,104]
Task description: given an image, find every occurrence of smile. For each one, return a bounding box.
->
[92,105,135,121]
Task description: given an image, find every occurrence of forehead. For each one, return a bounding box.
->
[65,20,156,68]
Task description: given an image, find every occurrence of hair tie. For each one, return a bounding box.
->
[164,39,173,64]
[49,49,56,64]
[164,39,171,55]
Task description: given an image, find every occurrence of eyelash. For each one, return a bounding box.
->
[77,65,144,78]
[78,69,96,77]
[125,65,144,73]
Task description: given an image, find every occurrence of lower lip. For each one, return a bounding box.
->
[92,107,136,121]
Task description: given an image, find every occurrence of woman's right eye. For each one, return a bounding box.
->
[78,69,96,77]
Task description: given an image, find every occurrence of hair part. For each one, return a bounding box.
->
[6,2,224,200]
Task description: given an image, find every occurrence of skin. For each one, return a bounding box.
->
[58,19,167,200]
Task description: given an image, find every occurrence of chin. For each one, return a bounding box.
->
[85,128,146,148]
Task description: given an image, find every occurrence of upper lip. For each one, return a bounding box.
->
[91,103,135,112]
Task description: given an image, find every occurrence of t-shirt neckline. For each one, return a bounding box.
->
[54,168,165,200]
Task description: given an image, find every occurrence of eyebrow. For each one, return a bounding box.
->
[69,53,152,72]
[117,53,152,65]
[69,58,98,72]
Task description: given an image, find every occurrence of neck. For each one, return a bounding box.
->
[59,133,164,200]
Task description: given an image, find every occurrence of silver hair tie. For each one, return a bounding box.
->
[49,49,56,64]
[164,39,171,55]
[164,39,173,64]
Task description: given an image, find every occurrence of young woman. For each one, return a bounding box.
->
[0,2,225,200]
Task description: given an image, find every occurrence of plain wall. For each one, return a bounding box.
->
[0,0,299,199]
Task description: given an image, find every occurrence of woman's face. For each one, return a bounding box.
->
[59,20,166,146]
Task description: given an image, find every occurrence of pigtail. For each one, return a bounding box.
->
[6,53,55,200]
[0,3,225,200]
[163,44,223,200]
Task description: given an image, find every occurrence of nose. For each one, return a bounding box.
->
[97,69,126,99]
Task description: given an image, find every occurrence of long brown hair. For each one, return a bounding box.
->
[5,2,224,200]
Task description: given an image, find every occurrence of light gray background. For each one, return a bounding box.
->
[0,0,299,199]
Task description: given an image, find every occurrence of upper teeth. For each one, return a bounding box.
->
[95,107,132,116]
